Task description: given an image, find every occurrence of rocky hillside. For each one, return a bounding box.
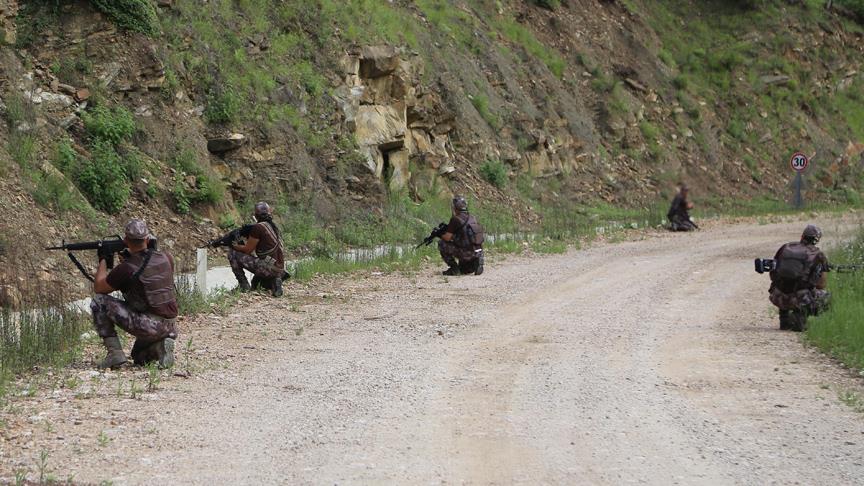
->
[0,0,863,296]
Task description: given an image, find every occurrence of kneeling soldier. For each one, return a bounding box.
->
[228,201,286,297]
[768,225,831,331]
[439,195,485,276]
[91,219,178,369]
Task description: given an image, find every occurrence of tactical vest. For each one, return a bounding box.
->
[454,214,485,250]
[771,242,821,293]
[122,250,177,315]
[254,221,282,259]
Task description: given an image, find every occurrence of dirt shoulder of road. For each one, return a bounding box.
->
[1,213,862,484]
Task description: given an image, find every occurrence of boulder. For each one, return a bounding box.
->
[354,105,405,148]
[359,45,400,78]
[340,54,360,76]
[386,149,411,191]
[760,75,791,86]
[0,285,22,310]
[207,134,247,154]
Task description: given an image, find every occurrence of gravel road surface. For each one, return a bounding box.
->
[2,217,863,485]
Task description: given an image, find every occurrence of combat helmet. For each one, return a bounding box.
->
[801,224,822,244]
[452,195,468,213]
[254,201,272,221]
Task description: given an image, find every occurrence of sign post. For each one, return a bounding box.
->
[789,152,809,209]
[196,248,208,295]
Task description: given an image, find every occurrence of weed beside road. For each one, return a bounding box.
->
[807,227,864,372]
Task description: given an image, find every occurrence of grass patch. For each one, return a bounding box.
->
[291,246,434,281]
[470,94,502,130]
[807,226,864,372]
[1,299,91,398]
[169,147,224,214]
[493,16,566,77]
[174,274,240,315]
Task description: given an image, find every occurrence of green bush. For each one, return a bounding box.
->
[53,140,79,173]
[836,0,864,20]
[170,148,225,209]
[172,175,192,214]
[82,105,136,145]
[479,159,509,188]
[90,0,160,36]
[205,86,242,125]
[75,140,131,213]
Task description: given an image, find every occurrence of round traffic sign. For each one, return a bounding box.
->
[790,152,809,172]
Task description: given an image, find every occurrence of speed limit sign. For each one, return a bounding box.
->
[790,152,809,172]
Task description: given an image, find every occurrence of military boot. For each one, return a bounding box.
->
[789,310,808,332]
[271,277,284,297]
[130,338,150,366]
[147,338,175,369]
[474,251,485,276]
[442,266,461,276]
[778,310,792,331]
[98,336,127,369]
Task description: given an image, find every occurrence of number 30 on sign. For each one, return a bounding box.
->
[790,152,809,172]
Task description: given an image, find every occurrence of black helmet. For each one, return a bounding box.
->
[452,195,468,213]
[801,225,822,244]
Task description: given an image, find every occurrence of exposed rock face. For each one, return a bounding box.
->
[338,46,456,194]
[0,284,22,310]
[0,0,17,45]
[207,134,248,154]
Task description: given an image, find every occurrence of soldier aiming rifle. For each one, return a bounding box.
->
[49,219,178,369]
[205,202,288,297]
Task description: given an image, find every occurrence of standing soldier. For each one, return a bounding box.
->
[667,184,697,231]
[768,225,831,331]
[91,219,178,369]
[438,195,485,276]
[228,202,286,297]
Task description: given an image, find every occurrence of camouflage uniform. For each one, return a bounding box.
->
[90,294,178,341]
[768,232,830,331]
[228,249,283,280]
[769,287,831,314]
[438,239,478,268]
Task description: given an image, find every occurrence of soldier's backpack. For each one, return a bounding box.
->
[463,215,485,248]
[772,243,812,292]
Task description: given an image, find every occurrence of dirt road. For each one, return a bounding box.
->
[2,218,864,484]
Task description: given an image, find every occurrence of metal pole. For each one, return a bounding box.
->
[196,248,208,294]
[794,171,803,209]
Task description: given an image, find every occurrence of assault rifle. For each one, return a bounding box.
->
[416,222,448,249]
[47,235,158,281]
[754,258,864,274]
[200,224,255,249]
